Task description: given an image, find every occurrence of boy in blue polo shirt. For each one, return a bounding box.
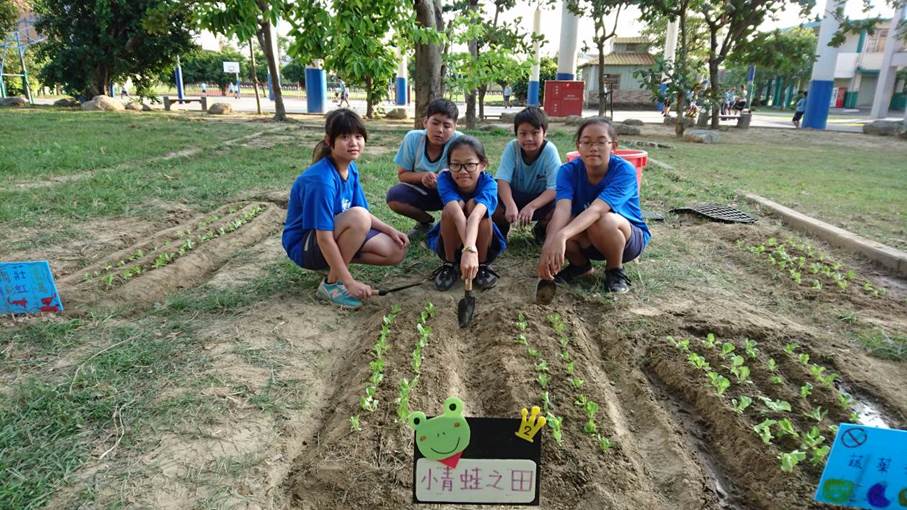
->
[427,136,506,291]
[538,118,650,294]
[386,99,463,239]
[494,106,561,242]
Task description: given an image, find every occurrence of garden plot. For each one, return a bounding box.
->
[59,201,283,310]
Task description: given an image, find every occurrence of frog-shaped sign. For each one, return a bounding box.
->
[408,396,471,469]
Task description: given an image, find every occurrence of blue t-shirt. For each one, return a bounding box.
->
[282,157,368,260]
[394,129,463,174]
[426,171,507,253]
[795,98,806,112]
[555,156,651,245]
[495,140,562,196]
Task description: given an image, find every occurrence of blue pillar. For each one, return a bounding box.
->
[305,67,327,113]
[803,0,844,129]
[395,77,407,106]
[175,56,185,101]
[528,81,540,106]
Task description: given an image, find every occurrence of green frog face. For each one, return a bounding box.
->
[408,396,471,460]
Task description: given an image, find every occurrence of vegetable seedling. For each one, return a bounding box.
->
[744,339,758,359]
[754,419,777,444]
[779,450,806,472]
[810,446,830,466]
[546,413,563,445]
[349,415,362,432]
[806,407,828,423]
[759,397,792,413]
[731,396,753,415]
[776,418,799,438]
[720,342,736,358]
[800,383,813,399]
[707,372,731,396]
[703,333,718,349]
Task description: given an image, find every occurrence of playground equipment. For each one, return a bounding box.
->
[0,30,34,103]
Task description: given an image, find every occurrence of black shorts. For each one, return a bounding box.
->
[385,182,444,212]
[792,111,804,122]
[582,223,647,264]
[295,228,382,270]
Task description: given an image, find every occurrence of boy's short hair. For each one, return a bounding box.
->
[425,99,459,122]
[513,106,548,134]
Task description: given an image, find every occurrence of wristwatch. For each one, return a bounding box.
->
[463,245,478,254]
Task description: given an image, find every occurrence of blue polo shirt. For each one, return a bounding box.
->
[555,156,650,245]
[495,140,562,196]
[426,171,507,253]
[282,157,368,262]
[394,129,463,174]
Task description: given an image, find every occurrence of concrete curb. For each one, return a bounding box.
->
[743,193,907,277]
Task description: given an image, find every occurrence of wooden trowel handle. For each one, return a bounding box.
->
[465,278,472,292]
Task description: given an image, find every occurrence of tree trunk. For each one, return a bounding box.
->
[675,8,688,138]
[478,84,486,120]
[258,19,286,121]
[249,41,262,115]
[365,75,374,118]
[465,37,478,129]
[708,26,720,129]
[413,0,444,127]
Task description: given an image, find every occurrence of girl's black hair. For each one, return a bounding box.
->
[574,117,616,144]
[312,108,368,163]
[446,135,488,165]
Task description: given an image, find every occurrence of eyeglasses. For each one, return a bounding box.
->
[449,162,480,173]
[578,141,611,149]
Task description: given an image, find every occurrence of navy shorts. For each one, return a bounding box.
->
[792,111,804,122]
[582,223,647,264]
[509,189,555,222]
[296,228,382,271]
[386,182,444,212]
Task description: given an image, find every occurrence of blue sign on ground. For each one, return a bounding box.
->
[0,261,63,314]
[815,423,907,509]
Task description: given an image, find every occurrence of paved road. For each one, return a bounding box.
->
[37,94,905,133]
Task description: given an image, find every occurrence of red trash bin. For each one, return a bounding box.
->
[565,148,647,189]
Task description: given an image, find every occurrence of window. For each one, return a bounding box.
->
[865,29,888,53]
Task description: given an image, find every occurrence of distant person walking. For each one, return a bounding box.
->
[503,84,513,109]
[338,79,350,108]
[792,91,807,128]
[200,82,208,97]
[234,82,240,99]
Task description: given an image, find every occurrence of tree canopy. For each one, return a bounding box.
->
[0,0,16,35]
[34,0,195,99]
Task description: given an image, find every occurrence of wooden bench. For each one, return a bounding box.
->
[163,96,208,112]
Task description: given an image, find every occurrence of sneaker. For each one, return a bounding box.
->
[532,222,547,245]
[317,279,363,309]
[475,264,499,290]
[407,221,434,240]
[554,263,593,285]
[604,267,631,294]
[432,262,459,291]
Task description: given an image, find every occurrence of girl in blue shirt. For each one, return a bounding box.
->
[282,109,409,309]
[426,136,507,291]
[538,118,650,294]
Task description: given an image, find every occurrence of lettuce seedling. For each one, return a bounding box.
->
[596,434,613,452]
[566,361,575,375]
[687,353,711,371]
[806,407,828,423]
[546,413,563,445]
[766,358,778,372]
[720,342,736,358]
[707,372,731,396]
[776,418,799,438]
[703,333,717,349]
[784,343,799,355]
[759,396,792,413]
[730,365,751,384]
[801,426,825,450]
[349,415,361,432]
[810,446,830,466]
[754,419,777,444]
[731,396,753,415]
[770,375,784,385]
[800,382,813,399]
[569,377,584,389]
[744,339,759,359]
[798,353,810,366]
[537,373,550,389]
[837,392,854,409]
[779,450,806,472]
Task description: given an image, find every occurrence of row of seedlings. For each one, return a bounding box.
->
[668,333,854,473]
[514,312,563,444]
[82,203,267,289]
[396,302,436,423]
[350,304,402,431]
[739,237,885,297]
[547,313,612,453]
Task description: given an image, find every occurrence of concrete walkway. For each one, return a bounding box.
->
[33,94,905,133]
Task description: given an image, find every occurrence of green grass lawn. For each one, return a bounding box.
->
[1,110,905,508]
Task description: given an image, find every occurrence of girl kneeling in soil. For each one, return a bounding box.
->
[537,118,650,294]
[282,109,409,309]
[427,136,507,291]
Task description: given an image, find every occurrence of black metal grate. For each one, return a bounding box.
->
[670,203,757,224]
